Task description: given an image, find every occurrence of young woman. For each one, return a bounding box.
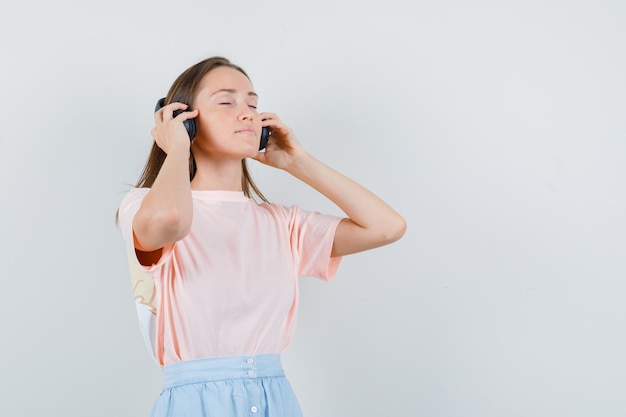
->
[118,56,406,417]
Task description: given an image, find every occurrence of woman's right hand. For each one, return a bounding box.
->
[132,102,196,258]
[152,102,198,155]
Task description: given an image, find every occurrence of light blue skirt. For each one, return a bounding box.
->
[150,354,303,417]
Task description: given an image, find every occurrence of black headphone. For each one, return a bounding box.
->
[155,98,196,142]
[155,98,270,150]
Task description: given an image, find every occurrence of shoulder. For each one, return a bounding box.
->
[118,187,150,223]
[119,187,149,208]
[257,201,342,228]
[256,201,298,218]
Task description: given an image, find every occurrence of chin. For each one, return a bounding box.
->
[241,141,260,157]
[243,148,259,159]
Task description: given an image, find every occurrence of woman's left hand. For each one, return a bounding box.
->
[253,113,307,170]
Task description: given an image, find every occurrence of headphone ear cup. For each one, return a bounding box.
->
[259,126,270,150]
[182,118,196,142]
[155,97,166,112]
[155,98,196,142]
[171,108,196,142]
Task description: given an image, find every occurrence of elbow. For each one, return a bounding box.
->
[155,207,192,241]
[371,214,407,246]
[133,204,192,253]
[384,214,407,244]
[333,215,407,257]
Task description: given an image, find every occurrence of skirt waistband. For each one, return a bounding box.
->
[162,354,285,388]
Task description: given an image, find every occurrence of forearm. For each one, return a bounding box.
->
[134,149,193,251]
[286,152,406,255]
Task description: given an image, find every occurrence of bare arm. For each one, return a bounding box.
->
[255,113,406,257]
[289,153,406,257]
[132,103,198,258]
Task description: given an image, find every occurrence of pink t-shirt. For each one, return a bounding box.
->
[118,188,342,367]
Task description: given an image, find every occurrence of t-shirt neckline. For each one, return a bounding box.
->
[191,190,248,202]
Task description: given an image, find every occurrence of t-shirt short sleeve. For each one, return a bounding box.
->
[278,204,343,281]
[118,188,175,271]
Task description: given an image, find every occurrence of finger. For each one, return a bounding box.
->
[154,108,164,124]
[260,115,287,132]
[175,109,198,122]
[263,119,290,137]
[160,102,189,120]
[259,112,279,123]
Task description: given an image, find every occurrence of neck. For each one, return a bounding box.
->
[190,153,244,191]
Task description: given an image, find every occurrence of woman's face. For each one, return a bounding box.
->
[192,66,262,159]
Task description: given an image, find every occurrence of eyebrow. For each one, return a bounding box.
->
[210,88,258,98]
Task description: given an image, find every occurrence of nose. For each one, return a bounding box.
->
[238,102,255,121]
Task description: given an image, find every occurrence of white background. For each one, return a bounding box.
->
[1,1,625,416]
